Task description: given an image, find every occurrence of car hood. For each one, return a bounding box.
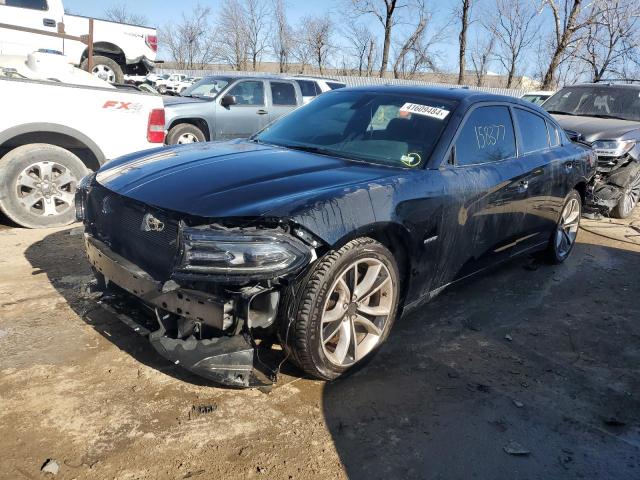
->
[95,141,400,218]
[162,95,210,106]
[552,114,640,142]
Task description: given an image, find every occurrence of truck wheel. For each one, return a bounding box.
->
[545,190,581,264]
[157,84,168,95]
[167,124,206,145]
[82,55,124,84]
[281,238,400,381]
[0,144,89,229]
[611,174,640,219]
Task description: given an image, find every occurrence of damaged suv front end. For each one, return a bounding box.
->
[545,83,640,218]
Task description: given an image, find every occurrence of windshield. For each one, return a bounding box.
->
[254,91,457,168]
[543,86,640,121]
[181,77,230,98]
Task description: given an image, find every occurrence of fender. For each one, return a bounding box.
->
[0,122,106,166]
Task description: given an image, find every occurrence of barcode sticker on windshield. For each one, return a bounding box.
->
[400,103,450,120]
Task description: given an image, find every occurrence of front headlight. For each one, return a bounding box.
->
[593,140,636,157]
[75,172,96,222]
[175,226,312,281]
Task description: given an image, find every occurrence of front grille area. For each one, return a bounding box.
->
[86,184,180,280]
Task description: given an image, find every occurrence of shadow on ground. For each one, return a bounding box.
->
[323,239,640,479]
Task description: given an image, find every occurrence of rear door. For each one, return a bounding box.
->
[214,79,268,140]
[510,107,559,250]
[0,0,63,55]
[267,80,300,122]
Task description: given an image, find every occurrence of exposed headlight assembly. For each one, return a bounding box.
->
[175,226,313,281]
[593,140,636,157]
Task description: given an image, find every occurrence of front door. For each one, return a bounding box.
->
[214,80,268,140]
[0,0,63,56]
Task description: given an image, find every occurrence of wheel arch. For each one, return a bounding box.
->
[329,222,413,305]
[573,181,587,204]
[0,123,105,171]
[81,42,126,66]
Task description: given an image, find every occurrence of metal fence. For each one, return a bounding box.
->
[156,68,528,98]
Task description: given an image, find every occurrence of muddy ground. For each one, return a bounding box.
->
[1,211,639,480]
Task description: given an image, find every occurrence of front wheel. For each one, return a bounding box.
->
[612,173,640,219]
[282,238,400,380]
[546,190,582,263]
[0,144,88,228]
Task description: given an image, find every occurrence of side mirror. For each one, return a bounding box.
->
[221,95,237,107]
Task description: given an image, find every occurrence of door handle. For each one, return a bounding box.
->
[43,18,57,27]
[256,109,268,115]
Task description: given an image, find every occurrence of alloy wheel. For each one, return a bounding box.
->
[321,258,394,367]
[620,175,640,217]
[92,64,116,83]
[555,197,581,259]
[15,161,78,218]
[178,133,200,144]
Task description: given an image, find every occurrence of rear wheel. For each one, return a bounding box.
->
[282,238,400,380]
[612,174,640,219]
[0,144,88,228]
[82,55,124,84]
[167,124,206,145]
[546,190,581,264]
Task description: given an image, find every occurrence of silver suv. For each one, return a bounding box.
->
[164,75,303,145]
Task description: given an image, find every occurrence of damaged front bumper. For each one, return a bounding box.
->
[85,234,277,388]
[586,156,640,215]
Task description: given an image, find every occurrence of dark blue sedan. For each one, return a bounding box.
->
[77,86,596,387]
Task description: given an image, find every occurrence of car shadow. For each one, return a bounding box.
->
[321,240,640,479]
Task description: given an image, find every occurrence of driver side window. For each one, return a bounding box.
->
[226,81,265,106]
[454,106,517,166]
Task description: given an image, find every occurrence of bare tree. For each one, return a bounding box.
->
[345,23,376,76]
[214,0,249,70]
[579,0,640,82]
[455,0,472,84]
[160,4,215,69]
[469,30,496,86]
[104,3,147,25]
[271,0,293,73]
[540,0,604,89]
[291,20,314,73]
[244,0,270,70]
[487,0,541,88]
[303,15,334,74]
[347,0,409,77]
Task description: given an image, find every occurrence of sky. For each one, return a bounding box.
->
[62,0,536,76]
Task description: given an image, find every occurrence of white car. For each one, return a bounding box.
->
[0,61,166,228]
[155,74,187,95]
[0,0,158,84]
[521,90,555,106]
[288,76,347,104]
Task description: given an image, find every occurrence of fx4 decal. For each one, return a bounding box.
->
[102,100,143,113]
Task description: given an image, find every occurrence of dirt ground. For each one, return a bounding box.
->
[1,211,639,480]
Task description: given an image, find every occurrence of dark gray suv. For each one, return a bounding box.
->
[544,82,640,218]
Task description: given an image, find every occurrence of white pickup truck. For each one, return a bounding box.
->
[0,63,166,228]
[0,0,158,84]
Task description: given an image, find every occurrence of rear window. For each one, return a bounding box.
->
[5,0,48,9]
[270,82,297,106]
[297,80,319,97]
[327,82,346,90]
[515,108,549,153]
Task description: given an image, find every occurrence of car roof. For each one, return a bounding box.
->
[200,74,297,82]
[565,82,640,90]
[292,75,345,83]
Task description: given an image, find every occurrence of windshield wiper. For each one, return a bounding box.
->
[546,110,576,116]
[586,113,628,121]
[278,144,335,155]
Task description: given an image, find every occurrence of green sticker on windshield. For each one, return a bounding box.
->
[401,153,421,167]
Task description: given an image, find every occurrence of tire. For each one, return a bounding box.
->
[166,124,206,145]
[545,190,582,264]
[281,238,401,381]
[0,144,89,229]
[81,55,124,84]
[611,174,640,219]
[157,84,168,95]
